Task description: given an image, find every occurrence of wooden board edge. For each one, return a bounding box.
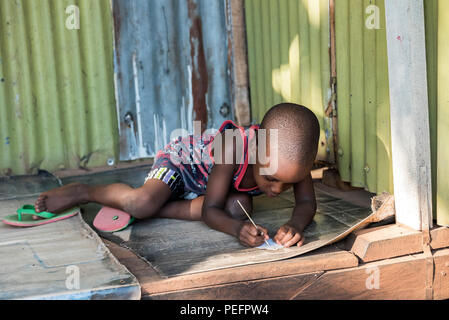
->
[430,226,449,250]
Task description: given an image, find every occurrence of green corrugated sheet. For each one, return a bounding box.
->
[425,0,438,222]
[437,0,449,226]
[245,0,333,162]
[334,0,438,199]
[334,0,393,194]
[246,0,444,223]
[0,0,118,176]
[2,0,447,226]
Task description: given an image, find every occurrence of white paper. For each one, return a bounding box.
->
[256,238,284,250]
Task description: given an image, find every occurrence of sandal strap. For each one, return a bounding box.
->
[17,205,56,221]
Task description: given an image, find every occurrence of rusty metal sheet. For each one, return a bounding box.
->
[112,0,232,160]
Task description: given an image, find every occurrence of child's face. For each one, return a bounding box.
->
[252,156,307,197]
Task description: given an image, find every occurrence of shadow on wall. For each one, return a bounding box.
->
[246,0,331,163]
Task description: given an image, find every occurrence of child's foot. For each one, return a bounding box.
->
[34,183,88,214]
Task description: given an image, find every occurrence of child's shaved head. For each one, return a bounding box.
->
[260,103,320,169]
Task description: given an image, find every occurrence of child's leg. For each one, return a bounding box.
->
[34,180,173,220]
[155,192,253,221]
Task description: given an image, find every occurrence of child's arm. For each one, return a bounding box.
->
[274,172,316,247]
[202,163,269,247]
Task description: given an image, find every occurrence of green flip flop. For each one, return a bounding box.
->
[2,205,79,227]
[17,205,56,220]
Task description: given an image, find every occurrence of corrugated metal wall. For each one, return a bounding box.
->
[437,0,449,226]
[0,0,117,176]
[425,0,438,222]
[2,0,447,225]
[334,0,393,194]
[334,0,438,199]
[246,0,444,224]
[245,0,333,162]
[112,0,232,161]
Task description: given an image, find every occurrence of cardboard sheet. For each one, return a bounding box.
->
[95,187,373,278]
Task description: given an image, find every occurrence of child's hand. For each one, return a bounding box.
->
[274,223,305,247]
[237,221,269,247]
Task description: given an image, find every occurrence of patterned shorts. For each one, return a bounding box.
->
[144,167,184,198]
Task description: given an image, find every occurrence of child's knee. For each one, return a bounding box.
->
[122,189,158,219]
[225,193,253,220]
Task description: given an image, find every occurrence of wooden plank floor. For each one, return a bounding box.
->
[103,239,358,298]
[54,166,449,299]
[0,202,141,300]
[94,170,449,300]
[103,227,449,300]
[0,175,141,300]
[89,185,374,278]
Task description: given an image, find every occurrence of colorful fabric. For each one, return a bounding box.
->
[144,167,184,197]
[146,120,262,199]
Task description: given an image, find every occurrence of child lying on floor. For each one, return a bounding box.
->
[34,103,320,248]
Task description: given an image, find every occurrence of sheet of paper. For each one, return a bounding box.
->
[256,238,284,251]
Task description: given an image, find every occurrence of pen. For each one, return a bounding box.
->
[236,200,270,247]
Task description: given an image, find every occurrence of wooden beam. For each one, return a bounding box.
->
[328,0,338,164]
[148,272,324,300]
[103,239,358,296]
[384,0,433,231]
[225,0,251,126]
[148,249,449,300]
[138,247,357,296]
[346,224,423,262]
[346,217,449,262]
[430,226,449,250]
[433,248,449,300]
[293,252,431,299]
[104,239,449,300]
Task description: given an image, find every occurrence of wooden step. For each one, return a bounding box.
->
[346,224,423,262]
